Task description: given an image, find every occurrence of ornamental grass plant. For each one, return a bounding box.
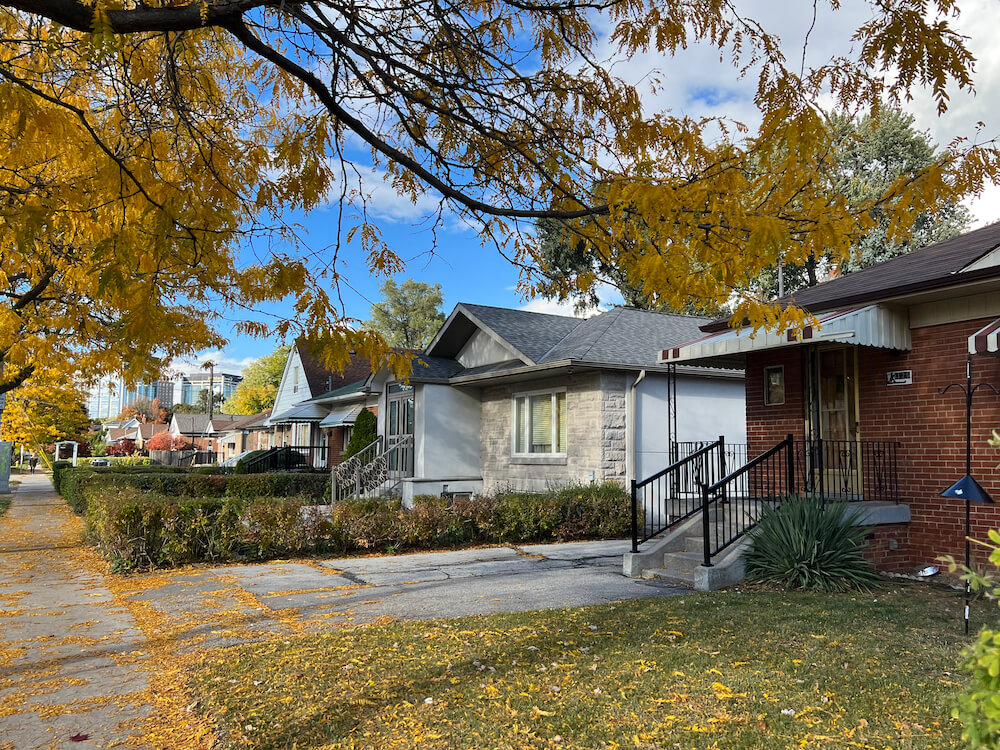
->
[744,496,880,591]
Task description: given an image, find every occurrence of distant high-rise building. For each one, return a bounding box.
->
[173,372,243,407]
[85,378,175,420]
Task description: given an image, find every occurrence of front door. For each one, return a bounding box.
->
[386,384,414,476]
[808,346,861,497]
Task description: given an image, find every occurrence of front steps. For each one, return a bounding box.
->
[623,512,751,591]
[623,500,911,590]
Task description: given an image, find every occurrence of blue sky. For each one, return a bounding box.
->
[179,0,1000,376]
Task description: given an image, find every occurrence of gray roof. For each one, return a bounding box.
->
[171,413,210,436]
[540,307,712,366]
[412,303,720,384]
[460,303,585,362]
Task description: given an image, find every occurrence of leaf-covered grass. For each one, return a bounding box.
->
[192,584,974,749]
[0,497,9,516]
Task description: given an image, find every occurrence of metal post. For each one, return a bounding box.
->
[966,355,973,637]
[785,433,795,498]
[701,482,713,568]
[630,479,639,553]
[717,435,727,504]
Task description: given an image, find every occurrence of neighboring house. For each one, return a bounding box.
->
[215,410,272,463]
[662,221,1000,573]
[104,421,168,450]
[267,341,378,469]
[168,413,211,451]
[331,303,746,502]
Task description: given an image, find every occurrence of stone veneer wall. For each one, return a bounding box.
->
[480,372,629,494]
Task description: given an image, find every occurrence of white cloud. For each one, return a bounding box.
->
[519,283,623,317]
[171,351,256,377]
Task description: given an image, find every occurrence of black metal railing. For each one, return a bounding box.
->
[795,439,900,502]
[241,446,327,473]
[631,436,733,552]
[700,434,795,565]
[696,436,901,567]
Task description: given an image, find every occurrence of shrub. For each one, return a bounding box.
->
[77,456,153,467]
[144,431,175,451]
[108,438,137,456]
[744,497,880,591]
[234,450,266,475]
[51,461,73,492]
[943,528,1000,749]
[225,473,329,502]
[85,489,333,572]
[343,409,377,459]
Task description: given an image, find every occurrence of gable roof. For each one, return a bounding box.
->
[427,303,584,364]
[170,413,210,436]
[296,339,376,396]
[703,221,1000,332]
[414,303,723,383]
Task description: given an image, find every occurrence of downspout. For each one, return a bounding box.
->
[627,370,647,484]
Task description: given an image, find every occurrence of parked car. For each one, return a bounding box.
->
[90,458,111,468]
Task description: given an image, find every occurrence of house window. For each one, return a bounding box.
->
[764,366,785,406]
[513,389,567,455]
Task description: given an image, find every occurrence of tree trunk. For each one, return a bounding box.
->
[0,392,10,494]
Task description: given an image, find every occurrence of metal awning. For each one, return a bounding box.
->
[659,304,912,369]
[268,402,330,425]
[969,317,1000,355]
[319,405,363,428]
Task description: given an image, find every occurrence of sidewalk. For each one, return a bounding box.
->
[0,473,154,749]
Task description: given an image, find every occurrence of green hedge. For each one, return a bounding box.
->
[77,456,153,467]
[85,489,333,572]
[58,467,331,514]
[85,482,631,572]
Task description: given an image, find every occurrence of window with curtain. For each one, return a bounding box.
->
[513,389,567,455]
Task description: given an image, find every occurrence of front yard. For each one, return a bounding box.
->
[191,583,975,749]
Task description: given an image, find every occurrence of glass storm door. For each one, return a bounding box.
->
[387,384,414,475]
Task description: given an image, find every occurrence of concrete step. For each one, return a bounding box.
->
[642,566,695,586]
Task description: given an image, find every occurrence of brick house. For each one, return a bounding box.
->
[662,222,1000,573]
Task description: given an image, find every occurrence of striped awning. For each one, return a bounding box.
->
[660,304,912,369]
[318,405,363,428]
[969,317,1000,355]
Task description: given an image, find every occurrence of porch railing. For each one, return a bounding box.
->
[332,436,414,502]
[631,437,731,552]
[631,437,901,564]
[241,445,327,473]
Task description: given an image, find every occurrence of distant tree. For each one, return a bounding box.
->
[751,108,972,299]
[145,431,175,451]
[343,409,377,459]
[366,279,446,350]
[88,430,108,457]
[223,345,291,415]
[108,438,137,456]
[117,397,168,424]
[533,212,728,316]
[1,376,91,451]
[172,390,223,414]
[170,402,202,414]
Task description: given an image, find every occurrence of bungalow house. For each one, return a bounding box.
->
[660,222,1000,576]
[167,413,211,451]
[104,421,168,450]
[267,342,377,469]
[299,303,746,502]
[214,410,272,463]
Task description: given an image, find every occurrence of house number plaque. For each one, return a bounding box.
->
[887,370,913,386]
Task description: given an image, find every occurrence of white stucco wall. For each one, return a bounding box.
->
[455,328,519,368]
[633,373,746,480]
[415,383,482,479]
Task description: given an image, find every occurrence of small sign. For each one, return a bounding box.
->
[887,370,913,386]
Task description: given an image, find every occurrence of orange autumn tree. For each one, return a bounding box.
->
[0,0,997,406]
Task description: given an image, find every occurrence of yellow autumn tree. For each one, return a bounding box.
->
[0,375,90,452]
[0,0,997,392]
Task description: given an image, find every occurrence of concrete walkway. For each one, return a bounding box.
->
[0,473,154,750]
[0,473,685,747]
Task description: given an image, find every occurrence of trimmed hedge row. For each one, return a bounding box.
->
[85,482,631,572]
[56,466,330,514]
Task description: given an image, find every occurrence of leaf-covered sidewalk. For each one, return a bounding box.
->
[0,473,201,749]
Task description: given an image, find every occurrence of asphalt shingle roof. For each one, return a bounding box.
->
[171,413,210,436]
[459,303,585,363]
[540,307,713,367]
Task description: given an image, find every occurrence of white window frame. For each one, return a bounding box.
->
[511,387,568,457]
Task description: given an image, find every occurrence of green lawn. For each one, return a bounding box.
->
[0,497,9,516]
[192,584,981,749]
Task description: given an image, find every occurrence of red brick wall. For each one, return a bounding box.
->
[745,317,1000,570]
[328,427,346,467]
